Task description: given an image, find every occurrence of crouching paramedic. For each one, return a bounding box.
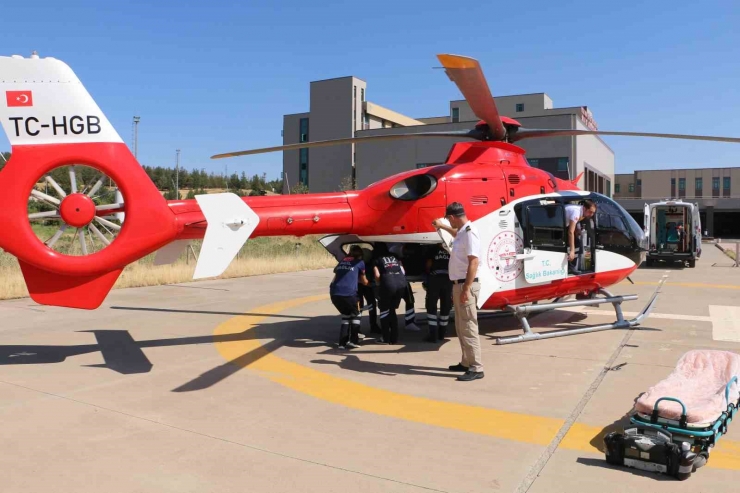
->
[359,247,381,334]
[424,243,453,343]
[373,243,407,345]
[329,245,368,349]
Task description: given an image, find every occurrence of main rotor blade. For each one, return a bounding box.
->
[436,54,506,141]
[211,130,476,159]
[512,128,740,144]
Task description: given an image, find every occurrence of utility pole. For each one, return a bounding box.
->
[132,116,140,158]
[176,149,180,199]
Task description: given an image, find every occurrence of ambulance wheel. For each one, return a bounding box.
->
[688,259,696,268]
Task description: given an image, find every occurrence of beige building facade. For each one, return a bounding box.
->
[283,77,614,197]
[614,168,740,237]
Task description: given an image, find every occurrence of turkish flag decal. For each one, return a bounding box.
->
[6,91,33,107]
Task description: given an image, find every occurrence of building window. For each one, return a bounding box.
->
[679,178,686,198]
[615,183,620,193]
[363,112,370,129]
[724,176,731,197]
[557,157,568,172]
[695,177,703,197]
[636,178,642,196]
[671,178,676,198]
[516,103,524,112]
[713,177,720,197]
[361,88,364,102]
[299,148,308,187]
[527,158,539,167]
[451,107,459,123]
[628,183,634,193]
[299,118,309,143]
[606,180,611,197]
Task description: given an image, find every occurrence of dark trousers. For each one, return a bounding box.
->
[425,275,453,341]
[401,282,416,325]
[359,283,379,332]
[379,285,404,344]
[331,294,360,346]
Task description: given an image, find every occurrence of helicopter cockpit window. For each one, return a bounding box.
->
[389,174,438,201]
[595,212,631,247]
[525,205,566,249]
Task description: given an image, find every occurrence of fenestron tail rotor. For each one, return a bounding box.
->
[27,164,124,256]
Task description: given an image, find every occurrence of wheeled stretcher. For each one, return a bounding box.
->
[604,350,740,480]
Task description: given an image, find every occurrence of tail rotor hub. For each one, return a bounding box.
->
[27,164,125,257]
[59,193,96,228]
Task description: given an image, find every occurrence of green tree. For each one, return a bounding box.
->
[0,151,11,171]
[163,189,179,200]
[291,183,309,194]
[338,175,355,191]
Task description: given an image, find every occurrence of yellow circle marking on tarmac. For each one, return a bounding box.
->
[213,294,740,470]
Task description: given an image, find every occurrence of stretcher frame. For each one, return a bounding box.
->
[630,375,739,453]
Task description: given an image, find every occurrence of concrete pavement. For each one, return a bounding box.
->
[1,244,739,492]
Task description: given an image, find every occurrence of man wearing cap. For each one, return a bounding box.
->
[432,202,484,381]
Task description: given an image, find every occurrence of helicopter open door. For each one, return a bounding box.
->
[644,202,651,240]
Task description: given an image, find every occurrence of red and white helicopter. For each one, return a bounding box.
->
[2,52,739,343]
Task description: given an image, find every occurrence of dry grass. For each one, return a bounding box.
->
[0,234,337,301]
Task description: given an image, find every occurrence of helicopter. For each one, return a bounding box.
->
[2,52,739,343]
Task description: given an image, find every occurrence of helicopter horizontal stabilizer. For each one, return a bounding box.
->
[192,193,260,279]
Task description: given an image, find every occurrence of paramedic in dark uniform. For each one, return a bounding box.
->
[359,247,381,334]
[564,199,597,274]
[424,243,452,343]
[432,202,484,381]
[390,244,420,332]
[329,245,368,349]
[373,243,407,345]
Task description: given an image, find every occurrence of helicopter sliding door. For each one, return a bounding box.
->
[517,196,596,275]
[521,202,568,255]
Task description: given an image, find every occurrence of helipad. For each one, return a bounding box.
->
[1,245,739,492]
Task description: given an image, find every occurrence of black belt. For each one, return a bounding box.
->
[452,278,478,284]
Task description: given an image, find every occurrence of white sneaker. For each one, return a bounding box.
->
[405,322,421,332]
[346,342,360,349]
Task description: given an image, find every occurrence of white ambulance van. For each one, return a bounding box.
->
[644,199,702,268]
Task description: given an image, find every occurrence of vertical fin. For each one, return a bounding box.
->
[193,193,260,279]
[19,260,122,310]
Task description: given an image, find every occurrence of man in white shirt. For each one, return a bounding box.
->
[432,202,484,381]
[564,199,597,272]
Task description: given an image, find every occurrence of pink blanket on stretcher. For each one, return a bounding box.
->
[635,350,740,425]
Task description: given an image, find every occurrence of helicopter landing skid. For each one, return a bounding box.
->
[492,276,667,345]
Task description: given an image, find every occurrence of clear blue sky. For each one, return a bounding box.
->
[2,0,739,180]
